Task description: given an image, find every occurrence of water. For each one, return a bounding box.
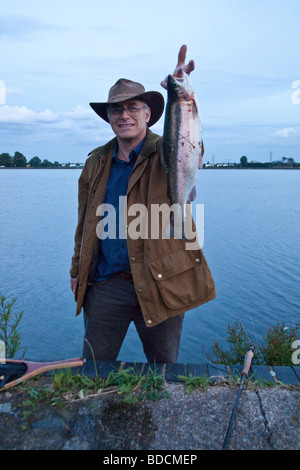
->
[0,169,299,363]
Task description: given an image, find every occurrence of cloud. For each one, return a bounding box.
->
[6,87,25,98]
[0,103,110,153]
[61,106,95,121]
[0,105,58,124]
[275,127,297,138]
[0,14,63,40]
[0,104,100,126]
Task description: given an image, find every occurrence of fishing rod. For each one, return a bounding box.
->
[222,345,255,450]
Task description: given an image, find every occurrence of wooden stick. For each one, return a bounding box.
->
[0,357,84,391]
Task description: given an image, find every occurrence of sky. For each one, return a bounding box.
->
[0,0,299,164]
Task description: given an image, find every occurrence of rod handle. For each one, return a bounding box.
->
[242,346,255,377]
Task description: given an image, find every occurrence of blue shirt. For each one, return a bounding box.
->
[95,138,145,281]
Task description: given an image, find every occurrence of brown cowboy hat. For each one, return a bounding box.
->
[90,78,165,127]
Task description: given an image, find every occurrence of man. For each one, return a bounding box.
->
[70,46,216,363]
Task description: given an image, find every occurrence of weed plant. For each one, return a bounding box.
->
[205,320,299,366]
[0,294,26,358]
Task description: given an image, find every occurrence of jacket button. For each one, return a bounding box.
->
[131,256,136,262]
[137,288,142,294]
[157,273,163,279]
[147,320,152,325]
[195,258,200,263]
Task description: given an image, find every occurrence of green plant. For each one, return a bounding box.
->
[261,322,298,366]
[205,320,299,366]
[178,373,209,391]
[112,365,169,402]
[140,367,169,401]
[52,367,115,396]
[20,369,111,416]
[205,321,254,365]
[0,294,27,358]
[20,364,169,414]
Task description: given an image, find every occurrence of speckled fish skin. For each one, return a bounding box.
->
[162,71,202,237]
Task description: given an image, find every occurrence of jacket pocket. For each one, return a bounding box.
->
[148,249,212,310]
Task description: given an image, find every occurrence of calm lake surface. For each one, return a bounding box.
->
[0,168,299,363]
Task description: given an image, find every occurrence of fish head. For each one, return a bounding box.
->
[167,70,194,102]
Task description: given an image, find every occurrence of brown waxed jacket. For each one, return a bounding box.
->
[70,129,216,326]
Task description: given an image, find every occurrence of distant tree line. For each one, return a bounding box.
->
[239,155,299,168]
[204,155,299,169]
[0,152,82,168]
[2,151,299,169]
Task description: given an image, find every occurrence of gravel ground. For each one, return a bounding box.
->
[0,378,299,451]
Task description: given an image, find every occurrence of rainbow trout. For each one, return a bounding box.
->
[162,70,203,239]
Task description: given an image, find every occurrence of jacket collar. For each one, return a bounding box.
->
[140,129,161,159]
[89,129,161,160]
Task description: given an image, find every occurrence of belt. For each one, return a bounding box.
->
[113,271,134,281]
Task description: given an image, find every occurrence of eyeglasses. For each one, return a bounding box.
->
[109,104,148,118]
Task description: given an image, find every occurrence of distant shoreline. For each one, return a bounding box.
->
[1,166,299,170]
[202,167,300,170]
[0,166,84,170]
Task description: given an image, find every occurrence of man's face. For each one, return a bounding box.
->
[108,99,151,143]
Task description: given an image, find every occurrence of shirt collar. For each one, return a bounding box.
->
[112,137,145,163]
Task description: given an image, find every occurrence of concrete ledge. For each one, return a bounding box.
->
[78,361,300,385]
[1,361,299,450]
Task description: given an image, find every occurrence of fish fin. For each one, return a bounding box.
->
[198,153,203,169]
[160,147,166,168]
[193,95,201,117]
[188,185,196,202]
[198,140,204,169]
[163,212,186,240]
